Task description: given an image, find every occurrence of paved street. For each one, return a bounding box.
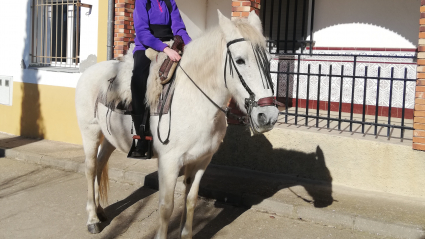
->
[0,157,389,239]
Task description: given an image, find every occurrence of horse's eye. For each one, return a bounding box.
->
[236,59,245,65]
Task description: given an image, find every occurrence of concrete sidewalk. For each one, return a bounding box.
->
[0,132,424,239]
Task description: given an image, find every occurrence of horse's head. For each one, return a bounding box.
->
[218,11,279,133]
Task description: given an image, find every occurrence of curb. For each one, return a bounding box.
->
[2,147,424,239]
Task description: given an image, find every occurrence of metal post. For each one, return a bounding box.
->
[107,0,115,60]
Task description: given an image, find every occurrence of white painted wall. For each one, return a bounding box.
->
[0,0,99,88]
[176,0,208,39]
[310,0,420,48]
[79,0,100,63]
[176,0,231,39]
[206,0,232,30]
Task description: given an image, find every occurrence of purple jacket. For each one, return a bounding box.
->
[133,0,192,53]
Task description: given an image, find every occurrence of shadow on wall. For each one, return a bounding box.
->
[212,125,333,184]
[21,0,45,140]
[313,0,420,46]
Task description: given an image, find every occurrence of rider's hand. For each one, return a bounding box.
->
[163,47,181,62]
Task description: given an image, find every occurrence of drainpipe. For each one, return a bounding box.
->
[107,0,115,60]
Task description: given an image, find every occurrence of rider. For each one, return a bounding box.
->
[130,0,192,158]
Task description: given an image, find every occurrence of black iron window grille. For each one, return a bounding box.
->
[260,0,315,54]
[31,0,81,67]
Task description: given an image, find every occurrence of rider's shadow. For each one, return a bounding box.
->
[190,124,334,238]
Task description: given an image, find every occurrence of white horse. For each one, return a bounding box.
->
[75,11,279,239]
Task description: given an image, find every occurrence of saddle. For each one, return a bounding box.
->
[158,35,185,84]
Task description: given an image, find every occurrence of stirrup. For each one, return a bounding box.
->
[127,135,153,159]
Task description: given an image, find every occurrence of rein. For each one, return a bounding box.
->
[179,65,249,124]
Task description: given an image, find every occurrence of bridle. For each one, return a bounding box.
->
[223,38,279,130]
[179,37,279,132]
[158,37,280,144]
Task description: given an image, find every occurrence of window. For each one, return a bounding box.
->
[31,0,81,67]
[260,0,315,54]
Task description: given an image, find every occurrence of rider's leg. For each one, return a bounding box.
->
[131,50,151,157]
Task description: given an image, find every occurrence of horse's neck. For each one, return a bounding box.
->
[177,31,230,113]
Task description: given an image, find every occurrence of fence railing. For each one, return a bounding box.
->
[271,52,417,139]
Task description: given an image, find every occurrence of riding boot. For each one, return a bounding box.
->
[129,114,150,158]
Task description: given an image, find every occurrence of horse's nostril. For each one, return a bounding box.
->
[258,113,267,125]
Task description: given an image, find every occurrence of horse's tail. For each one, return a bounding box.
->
[99,162,109,204]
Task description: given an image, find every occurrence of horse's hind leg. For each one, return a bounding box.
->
[94,138,115,222]
[155,157,180,239]
[180,157,211,239]
[81,124,104,234]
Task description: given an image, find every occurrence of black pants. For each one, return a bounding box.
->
[131,50,151,117]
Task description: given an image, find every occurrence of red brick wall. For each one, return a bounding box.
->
[114,0,135,59]
[231,0,261,19]
[414,0,425,151]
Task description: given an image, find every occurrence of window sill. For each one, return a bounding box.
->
[28,66,81,73]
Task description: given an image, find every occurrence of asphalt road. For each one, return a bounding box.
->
[0,157,388,239]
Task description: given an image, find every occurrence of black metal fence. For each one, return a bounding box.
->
[271,53,417,139]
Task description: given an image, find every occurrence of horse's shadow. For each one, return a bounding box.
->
[192,124,334,238]
[153,125,332,238]
[98,186,157,238]
[100,125,334,238]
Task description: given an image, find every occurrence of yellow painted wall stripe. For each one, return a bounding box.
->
[97,0,108,62]
[0,82,82,145]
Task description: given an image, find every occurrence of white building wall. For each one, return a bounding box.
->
[0,0,99,89]
[79,0,100,64]
[176,0,231,39]
[311,0,420,49]
[176,0,207,39]
[206,0,232,30]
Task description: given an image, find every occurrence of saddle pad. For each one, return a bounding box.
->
[95,93,132,116]
[151,76,177,116]
[95,70,177,117]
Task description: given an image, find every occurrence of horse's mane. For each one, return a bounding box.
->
[99,18,266,110]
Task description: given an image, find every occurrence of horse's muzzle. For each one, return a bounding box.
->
[251,105,279,133]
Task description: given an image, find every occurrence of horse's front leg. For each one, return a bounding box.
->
[180,157,211,239]
[82,129,103,234]
[155,157,180,239]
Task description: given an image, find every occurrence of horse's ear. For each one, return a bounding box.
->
[248,10,263,33]
[218,9,237,41]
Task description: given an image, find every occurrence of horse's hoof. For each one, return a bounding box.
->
[97,212,108,222]
[87,223,101,234]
